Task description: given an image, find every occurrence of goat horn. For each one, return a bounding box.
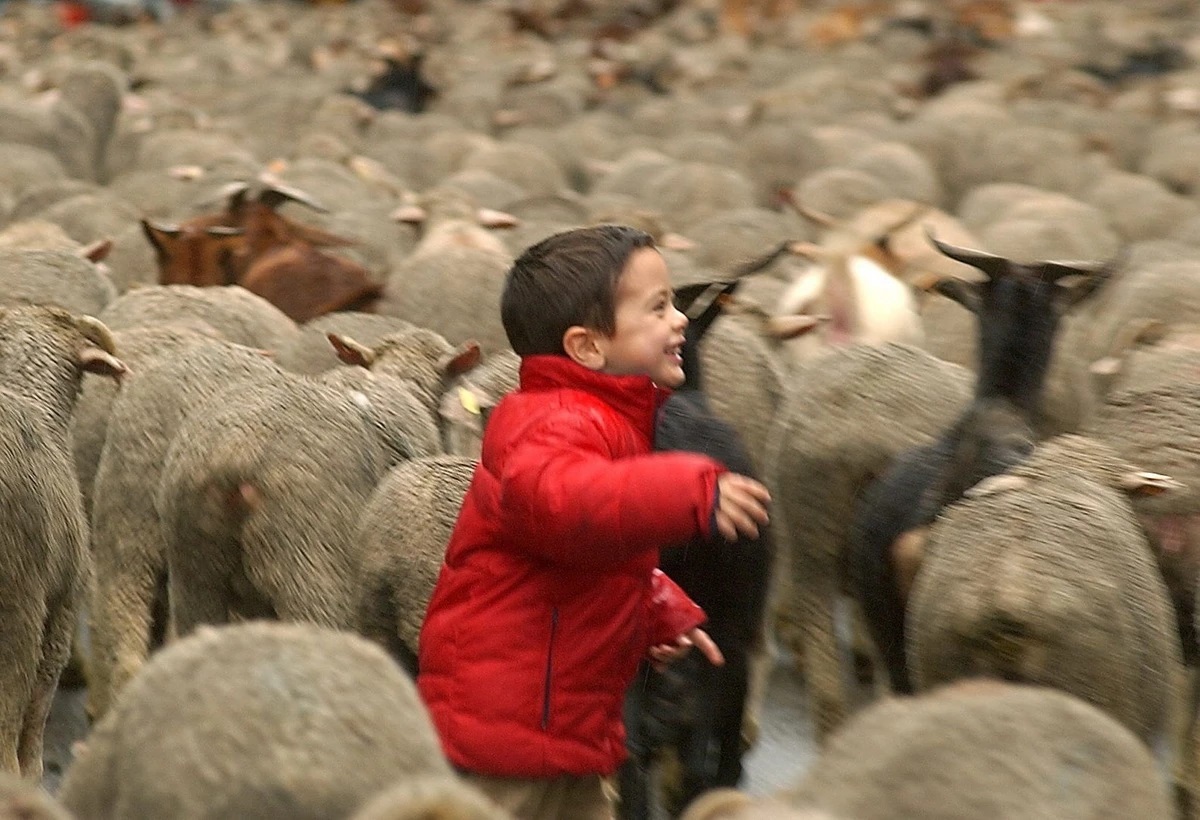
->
[258,179,329,213]
[779,189,841,228]
[205,226,244,237]
[731,240,795,277]
[75,315,118,356]
[925,228,1012,280]
[875,202,931,239]
[1038,245,1127,284]
[143,219,182,237]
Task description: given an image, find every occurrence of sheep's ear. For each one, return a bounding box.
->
[79,348,128,383]
[930,277,982,314]
[327,333,375,367]
[441,341,482,378]
[1119,471,1182,497]
[963,474,1030,499]
[766,314,827,339]
[79,238,113,264]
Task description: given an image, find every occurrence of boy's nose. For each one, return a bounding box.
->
[672,306,688,330]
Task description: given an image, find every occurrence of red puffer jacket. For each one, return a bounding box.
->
[417,355,726,778]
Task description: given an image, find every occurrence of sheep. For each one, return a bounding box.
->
[0,98,96,183]
[326,327,484,450]
[154,326,461,642]
[59,621,454,820]
[54,60,127,183]
[72,321,222,519]
[1081,169,1198,244]
[734,120,828,210]
[348,774,512,820]
[620,280,775,819]
[850,234,1119,694]
[156,370,395,636]
[354,455,477,674]
[275,312,415,375]
[0,144,69,212]
[640,161,760,232]
[0,772,72,819]
[0,305,126,778]
[437,348,520,459]
[1083,380,1200,784]
[0,247,118,318]
[37,193,142,248]
[97,284,299,353]
[460,140,570,198]
[781,681,1175,820]
[377,235,512,357]
[906,435,1183,751]
[7,179,101,226]
[763,342,973,739]
[86,338,283,720]
[0,220,84,252]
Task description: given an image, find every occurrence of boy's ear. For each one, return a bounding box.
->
[563,325,607,371]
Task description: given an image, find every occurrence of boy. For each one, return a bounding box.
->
[417,224,772,820]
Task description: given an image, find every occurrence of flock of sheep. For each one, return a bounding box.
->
[2,0,1200,817]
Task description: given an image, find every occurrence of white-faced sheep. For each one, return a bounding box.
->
[59,621,454,820]
[0,306,126,778]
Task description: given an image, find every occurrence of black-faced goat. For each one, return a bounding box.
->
[849,233,1121,694]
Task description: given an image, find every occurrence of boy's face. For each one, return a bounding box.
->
[596,248,688,387]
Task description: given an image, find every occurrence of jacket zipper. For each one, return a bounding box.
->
[542,607,558,729]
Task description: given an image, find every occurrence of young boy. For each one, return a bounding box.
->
[417,224,772,820]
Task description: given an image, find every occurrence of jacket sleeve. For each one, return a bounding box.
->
[497,409,725,567]
[646,568,707,648]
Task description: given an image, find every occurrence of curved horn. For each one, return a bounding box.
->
[874,202,931,240]
[778,188,841,228]
[925,228,1012,280]
[731,240,795,277]
[75,315,118,355]
[205,226,245,238]
[142,219,182,238]
[201,180,252,215]
[258,179,329,213]
[1038,245,1127,284]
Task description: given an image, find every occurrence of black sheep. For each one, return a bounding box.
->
[619,278,775,819]
[849,233,1121,694]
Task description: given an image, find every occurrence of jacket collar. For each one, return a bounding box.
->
[519,355,669,435]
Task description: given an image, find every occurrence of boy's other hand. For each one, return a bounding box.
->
[648,627,724,672]
[714,473,771,541]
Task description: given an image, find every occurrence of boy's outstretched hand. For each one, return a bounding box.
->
[649,627,724,672]
[714,473,771,541]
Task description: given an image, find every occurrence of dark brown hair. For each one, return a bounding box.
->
[501,224,656,356]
